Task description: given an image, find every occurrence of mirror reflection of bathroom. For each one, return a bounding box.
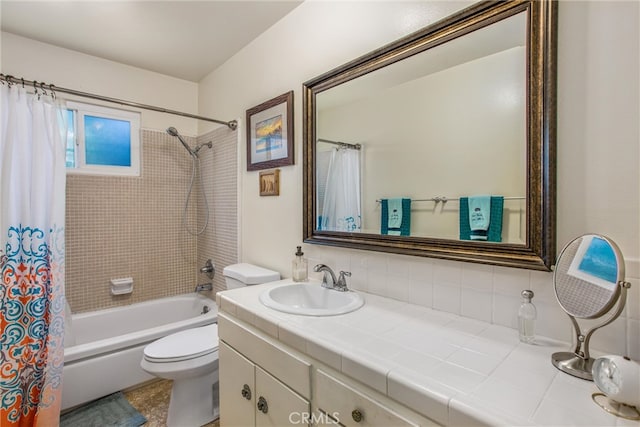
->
[552,234,631,380]
[314,10,527,243]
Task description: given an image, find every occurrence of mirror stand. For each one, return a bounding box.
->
[592,393,640,421]
[552,234,631,381]
[552,280,631,380]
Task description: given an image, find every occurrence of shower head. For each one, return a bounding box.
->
[193,141,213,156]
[166,127,196,157]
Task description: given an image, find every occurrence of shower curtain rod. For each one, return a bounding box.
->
[318,138,362,150]
[0,73,238,130]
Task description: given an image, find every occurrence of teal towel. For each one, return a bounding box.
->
[469,195,491,240]
[460,196,504,242]
[387,198,403,230]
[381,198,411,236]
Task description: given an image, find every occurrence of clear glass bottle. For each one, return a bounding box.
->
[292,246,308,282]
[518,289,536,344]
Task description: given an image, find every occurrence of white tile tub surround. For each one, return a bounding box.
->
[304,245,640,361]
[217,282,627,427]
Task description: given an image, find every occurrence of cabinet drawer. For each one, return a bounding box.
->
[219,312,311,399]
[316,370,419,427]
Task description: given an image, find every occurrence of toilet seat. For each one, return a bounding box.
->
[143,324,219,363]
[140,322,221,427]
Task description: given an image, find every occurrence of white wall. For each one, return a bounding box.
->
[199,1,640,357]
[1,32,199,135]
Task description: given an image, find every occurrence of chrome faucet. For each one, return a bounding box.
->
[313,264,351,292]
[195,283,213,293]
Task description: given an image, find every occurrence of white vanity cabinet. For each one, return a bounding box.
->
[218,313,311,427]
[218,311,437,427]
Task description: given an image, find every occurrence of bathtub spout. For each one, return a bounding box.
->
[195,283,213,293]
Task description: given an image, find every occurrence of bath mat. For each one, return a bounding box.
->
[60,391,147,427]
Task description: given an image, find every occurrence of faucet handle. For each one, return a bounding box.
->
[200,259,215,280]
[337,271,351,289]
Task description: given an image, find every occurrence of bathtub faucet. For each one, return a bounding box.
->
[195,283,213,293]
[200,259,215,280]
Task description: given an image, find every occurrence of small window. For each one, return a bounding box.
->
[65,102,141,176]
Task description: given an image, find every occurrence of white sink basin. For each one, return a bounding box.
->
[259,282,364,316]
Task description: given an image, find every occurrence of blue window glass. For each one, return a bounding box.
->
[65,109,76,168]
[84,115,131,167]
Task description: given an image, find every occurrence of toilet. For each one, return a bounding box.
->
[140,263,280,427]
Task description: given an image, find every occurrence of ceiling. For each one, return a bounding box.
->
[1,1,302,82]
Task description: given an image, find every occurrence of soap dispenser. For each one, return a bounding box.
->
[292,246,308,282]
[518,289,537,344]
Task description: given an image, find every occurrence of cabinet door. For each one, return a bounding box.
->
[220,341,256,427]
[219,312,311,399]
[255,366,310,427]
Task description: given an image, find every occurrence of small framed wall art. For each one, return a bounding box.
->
[246,91,294,171]
[259,169,280,196]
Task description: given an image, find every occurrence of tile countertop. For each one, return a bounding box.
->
[216,279,633,427]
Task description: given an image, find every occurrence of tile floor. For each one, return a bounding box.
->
[124,380,219,427]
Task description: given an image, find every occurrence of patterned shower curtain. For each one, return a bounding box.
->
[0,84,67,426]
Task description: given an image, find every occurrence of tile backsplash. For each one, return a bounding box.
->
[304,245,640,360]
[65,128,237,313]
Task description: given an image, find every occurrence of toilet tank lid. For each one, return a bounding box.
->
[223,263,280,285]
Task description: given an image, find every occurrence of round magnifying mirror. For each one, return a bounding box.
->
[551,234,630,380]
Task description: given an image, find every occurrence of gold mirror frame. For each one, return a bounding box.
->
[303,0,557,271]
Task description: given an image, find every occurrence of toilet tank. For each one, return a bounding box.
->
[223,263,280,289]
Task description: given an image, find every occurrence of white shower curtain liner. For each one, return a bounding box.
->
[320,147,361,232]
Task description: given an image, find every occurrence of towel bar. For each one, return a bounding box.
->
[375,196,525,203]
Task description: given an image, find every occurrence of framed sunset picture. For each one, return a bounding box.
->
[246,91,294,171]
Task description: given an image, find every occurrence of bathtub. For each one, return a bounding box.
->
[62,293,217,410]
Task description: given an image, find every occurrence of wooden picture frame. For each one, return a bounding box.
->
[259,169,280,196]
[246,91,294,171]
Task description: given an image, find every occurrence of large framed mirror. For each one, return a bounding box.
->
[303,0,557,270]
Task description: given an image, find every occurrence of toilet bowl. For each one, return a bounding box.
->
[140,263,279,426]
[141,324,220,427]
